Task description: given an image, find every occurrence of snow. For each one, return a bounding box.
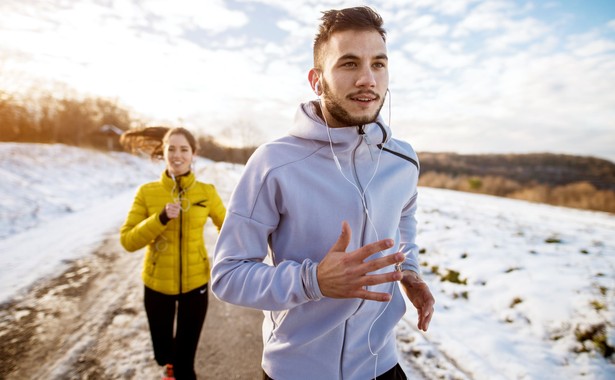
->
[1,142,614,379]
[406,190,615,379]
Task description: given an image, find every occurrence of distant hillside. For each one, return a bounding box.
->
[417,152,615,213]
[419,152,615,190]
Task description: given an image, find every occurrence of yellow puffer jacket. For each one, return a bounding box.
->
[120,171,226,295]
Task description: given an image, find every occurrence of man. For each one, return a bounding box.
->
[212,6,435,380]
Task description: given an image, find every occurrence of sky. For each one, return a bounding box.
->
[1,0,615,162]
[1,142,614,378]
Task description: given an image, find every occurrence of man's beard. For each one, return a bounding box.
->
[322,79,385,127]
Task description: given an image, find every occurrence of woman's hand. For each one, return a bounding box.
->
[165,202,181,219]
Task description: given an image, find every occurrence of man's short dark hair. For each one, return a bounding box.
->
[313,6,386,70]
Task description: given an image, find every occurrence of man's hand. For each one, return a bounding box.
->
[317,221,405,302]
[400,271,435,331]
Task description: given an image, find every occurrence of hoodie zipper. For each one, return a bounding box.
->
[338,124,384,378]
[337,126,371,379]
[354,125,370,247]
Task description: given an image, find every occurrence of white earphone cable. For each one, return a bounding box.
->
[319,92,398,379]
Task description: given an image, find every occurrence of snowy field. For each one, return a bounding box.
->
[0,142,613,379]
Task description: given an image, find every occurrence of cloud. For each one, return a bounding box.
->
[379,0,615,162]
[401,40,476,70]
[140,0,248,35]
[484,17,550,51]
[383,0,478,16]
[398,44,615,158]
[567,30,615,56]
[402,14,450,37]
[0,0,614,161]
[452,1,511,37]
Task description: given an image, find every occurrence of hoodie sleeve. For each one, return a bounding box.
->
[211,147,322,311]
[399,191,421,274]
[396,142,421,274]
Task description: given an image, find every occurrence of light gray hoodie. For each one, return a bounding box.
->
[212,101,420,380]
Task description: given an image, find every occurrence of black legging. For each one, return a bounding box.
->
[144,284,208,380]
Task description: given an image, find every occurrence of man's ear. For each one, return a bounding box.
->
[308,69,321,95]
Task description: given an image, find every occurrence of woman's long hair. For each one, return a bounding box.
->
[120,127,198,159]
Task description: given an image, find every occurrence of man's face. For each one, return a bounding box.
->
[319,29,388,128]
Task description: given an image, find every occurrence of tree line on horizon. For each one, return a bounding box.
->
[1,89,614,214]
[0,89,255,164]
[419,152,615,214]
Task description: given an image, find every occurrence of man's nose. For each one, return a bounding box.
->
[355,66,376,88]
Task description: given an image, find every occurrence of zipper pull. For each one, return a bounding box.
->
[359,125,375,161]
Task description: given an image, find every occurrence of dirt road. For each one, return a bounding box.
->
[0,228,434,380]
[0,232,264,380]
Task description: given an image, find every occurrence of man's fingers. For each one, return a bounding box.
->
[329,221,352,253]
[356,289,393,302]
[360,271,402,287]
[416,290,435,331]
[359,251,405,274]
[353,238,395,262]
[418,306,434,331]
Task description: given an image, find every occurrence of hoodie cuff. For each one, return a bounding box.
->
[301,259,323,301]
[401,261,420,274]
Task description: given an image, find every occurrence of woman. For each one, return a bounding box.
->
[120,127,226,380]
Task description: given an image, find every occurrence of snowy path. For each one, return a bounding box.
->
[0,196,429,379]
[0,220,264,379]
[0,230,155,378]
[0,189,136,304]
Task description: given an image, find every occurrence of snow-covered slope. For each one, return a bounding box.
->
[0,143,613,379]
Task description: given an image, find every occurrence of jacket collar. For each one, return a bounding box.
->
[289,101,391,151]
[160,170,196,192]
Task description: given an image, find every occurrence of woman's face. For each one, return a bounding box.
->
[164,133,194,176]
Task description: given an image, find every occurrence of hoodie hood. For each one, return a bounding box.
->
[289,101,391,150]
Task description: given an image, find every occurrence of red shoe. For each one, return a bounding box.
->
[162,363,175,380]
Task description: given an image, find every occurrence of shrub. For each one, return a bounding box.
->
[574,323,614,358]
[440,269,467,285]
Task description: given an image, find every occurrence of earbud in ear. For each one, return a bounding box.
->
[315,82,321,95]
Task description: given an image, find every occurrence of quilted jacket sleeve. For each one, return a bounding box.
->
[207,185,226,232]
[120,186,166,252]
